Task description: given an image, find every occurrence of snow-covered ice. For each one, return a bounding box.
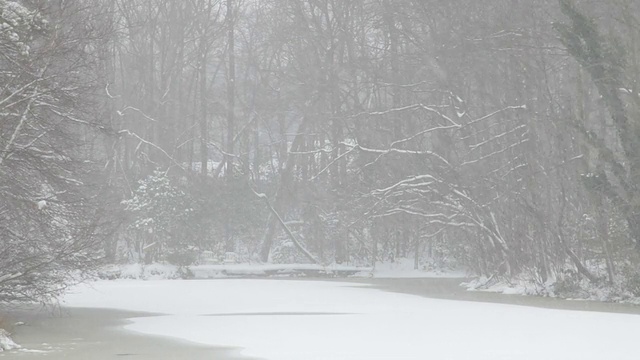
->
[63,279,640,360]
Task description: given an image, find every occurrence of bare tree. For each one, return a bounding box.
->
[0,0,114,303]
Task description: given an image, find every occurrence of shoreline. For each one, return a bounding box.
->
[2,277,640,359]
[343,277,640,315]
[0,306,250,359]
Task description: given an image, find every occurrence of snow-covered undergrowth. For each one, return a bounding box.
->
[98,258,466,280]
[63,279,640,360]
[464,275,554,296]
[0,329,20,352]
[99,263,370,280]
[463,273,640,304]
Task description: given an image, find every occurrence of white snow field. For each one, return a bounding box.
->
[63,279,640,360]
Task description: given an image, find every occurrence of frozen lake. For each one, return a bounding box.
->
[55,278,640,360]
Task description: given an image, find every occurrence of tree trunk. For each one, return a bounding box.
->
[225,0,236,252]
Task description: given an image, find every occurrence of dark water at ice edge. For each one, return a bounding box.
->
[344,277,640,316]
[2,277,639,360]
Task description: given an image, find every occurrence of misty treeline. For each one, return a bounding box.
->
[3,0,640,301]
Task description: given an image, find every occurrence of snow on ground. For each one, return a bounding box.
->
[63,279,640,360]
[464,277,538,295]
[100,258,466,280]
[463,276,640,304]
[101,263,371,279]
[0,329,20,352]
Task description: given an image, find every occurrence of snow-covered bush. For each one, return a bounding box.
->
[0,0,47,57]
[0,328,19,352]
[271,238,310,264]
[552,270,585,298]
[621,265,640,297]
[165,248,199,267]
[122,171,197,263]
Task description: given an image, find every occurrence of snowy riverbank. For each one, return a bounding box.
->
[0,307,240,359]
[54,278,640,360]
[98,258,466,280]
[4,277,640,359]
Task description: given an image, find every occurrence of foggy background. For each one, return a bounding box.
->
[2,0,640,303]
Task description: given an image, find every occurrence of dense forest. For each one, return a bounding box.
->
[3,0,640,302]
